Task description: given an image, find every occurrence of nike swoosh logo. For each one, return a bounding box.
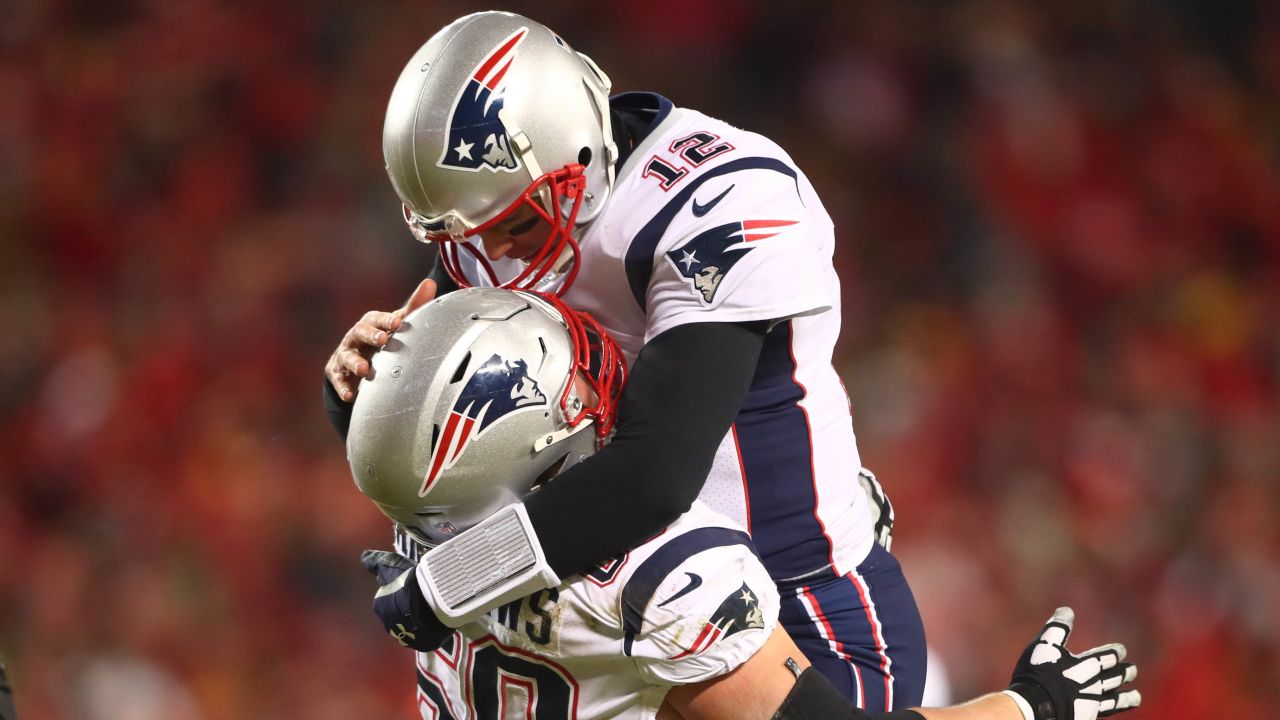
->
[691,184,735,217]
[658,572,704,607]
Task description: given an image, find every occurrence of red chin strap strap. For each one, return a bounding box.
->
[531,292,626,441]
[412,164,587,297]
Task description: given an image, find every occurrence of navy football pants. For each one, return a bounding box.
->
[777,544,927,711]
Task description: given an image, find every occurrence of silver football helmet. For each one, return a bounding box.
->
[347,288,625,547]
[383,11,618,294]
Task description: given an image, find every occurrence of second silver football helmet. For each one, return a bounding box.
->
[347,288,625,547]
[383,11,618,294]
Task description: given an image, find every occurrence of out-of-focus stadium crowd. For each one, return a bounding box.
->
[1,1,1276,717]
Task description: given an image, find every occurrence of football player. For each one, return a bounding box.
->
[347,288,1141,720]
[329,10,908,709]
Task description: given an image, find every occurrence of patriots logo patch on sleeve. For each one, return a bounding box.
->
[667,582,766,659]
[420,353,547,495]
[437,27,527,173]
[664,220,796,303]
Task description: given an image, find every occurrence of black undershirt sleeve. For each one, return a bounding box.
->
[428,253,460,295]
[323,371,354,439]
[525,320,767,577]
[771,665,928,720]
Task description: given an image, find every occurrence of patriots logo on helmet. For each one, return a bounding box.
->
[420,353,547,496]
[665,219,797,303]
[667,582,766,660]
[437,27,528,173]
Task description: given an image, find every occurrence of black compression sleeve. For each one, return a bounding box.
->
[772,667,856,719]
[323,252,458,441]
[428,252,460,295]
[524,320,768,577]
[770,666,929,720]
[323,373,353,439]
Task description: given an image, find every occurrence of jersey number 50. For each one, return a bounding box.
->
[419,636,580,719]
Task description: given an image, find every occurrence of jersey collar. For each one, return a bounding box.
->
[609,92,674,172]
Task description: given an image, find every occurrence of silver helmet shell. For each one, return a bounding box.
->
[383,11,617,233]
[347,288,600,547]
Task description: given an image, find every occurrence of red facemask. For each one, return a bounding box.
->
[403,164,588,296]
[530,291,626,441]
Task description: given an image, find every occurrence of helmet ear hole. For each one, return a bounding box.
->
[531,451,571,491]
[577,147,592,167]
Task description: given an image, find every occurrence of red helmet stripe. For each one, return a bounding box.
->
[485,57,516,91]
[473,28,527,87]
[423,409,465,494]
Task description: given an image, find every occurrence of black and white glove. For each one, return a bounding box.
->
[1005,607,1141,720]
[858,468,895,552]
[361,549,453,652]
[0,658,16,720]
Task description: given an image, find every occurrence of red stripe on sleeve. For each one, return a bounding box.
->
[742,219,797,231]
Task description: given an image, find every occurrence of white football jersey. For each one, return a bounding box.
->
[454,93,874,581]
[406,502,778,720]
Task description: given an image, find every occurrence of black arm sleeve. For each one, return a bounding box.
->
[323,253,459,440]
[771,666,926,720]
[428,252,460,295]
[323,372,354,439]
[525,319,767,577]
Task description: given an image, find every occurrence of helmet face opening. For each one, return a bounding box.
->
[404,164,587,295]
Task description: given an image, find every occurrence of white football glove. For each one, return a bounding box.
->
[1004,607,1141,720]
[858,468,895,551]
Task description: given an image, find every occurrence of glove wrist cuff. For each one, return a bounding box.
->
[1001,689,1037,720]
[1006,681,1055,720]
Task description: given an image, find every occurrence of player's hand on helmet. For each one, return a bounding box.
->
[326,278,438,403]
[1006,607,1141,720]
[857,468,895,551]
[360,549,453,652]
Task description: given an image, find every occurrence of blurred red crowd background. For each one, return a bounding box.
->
[2,0,1277,718]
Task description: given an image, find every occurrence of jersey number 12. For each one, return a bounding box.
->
[642,131,736,191]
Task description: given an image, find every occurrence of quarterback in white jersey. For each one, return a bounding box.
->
[470,93,874,580]
[327,11,926,710]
